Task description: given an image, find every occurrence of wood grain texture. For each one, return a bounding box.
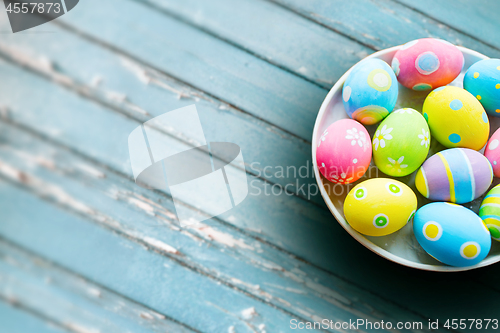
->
[0,183,317,333]
[395,0,500,51]
[0,240,196,333]
[0,13,323,206]
[0,121,443,332]
[0,0,499,330]
[0,55,340,277]
[0,55,498,331]
[270,0,500,58]
[0,300,68,333]
[133,0,372,89]
[0,240,194,333]
[55,0,329,141]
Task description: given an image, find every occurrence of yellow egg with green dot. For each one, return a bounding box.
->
[422,86,489,151]
[344,178,417,236]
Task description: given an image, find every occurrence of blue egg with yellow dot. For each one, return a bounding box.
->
[413,202,491,267]
[464,59,500,116]
[343,58,398,125]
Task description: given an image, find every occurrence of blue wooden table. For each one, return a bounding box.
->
[1,1,500,332]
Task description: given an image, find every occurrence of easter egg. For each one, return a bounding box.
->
[391,38,464,91]
[484,127,500,177]
[422,86,489,150]
[372,108,430,177]
[413,202,491,267]
[316,119,372,184]
[464,59,500,116]
[415,148,493,204]
[342,58,398,125]
[479,185,500,242]
[344,178,417,236]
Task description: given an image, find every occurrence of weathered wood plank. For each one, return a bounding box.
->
[269,0,500,58]
[0,0,498,328]
[395,0,500,51]
[0,300,67,333]
[0,57,336,269]
[0,240,197,333]
[133,0,371,88]
[0,14,322,205]
[0,122,443,332]
[0,27,499,329]
[0,183,323,333]
[54,0,329,141]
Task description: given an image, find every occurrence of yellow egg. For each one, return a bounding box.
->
[422,86,489,150]
[344,178,417,236]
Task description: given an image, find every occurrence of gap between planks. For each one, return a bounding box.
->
[0,236,201,333]
[0,50,327,211]
[0,25,334,208]
[0,42,448,332]
[264,0,379,51]
[0,118,449,332]
[0,162,336,332]
[50,19,315,146]
[0,294,75,333]
[390,0,500,54]
[10,0,493,211]
[0,2,489,328]
[129,0,333,90]
[268,0,500,56]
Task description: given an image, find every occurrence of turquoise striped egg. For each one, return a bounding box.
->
[415,148,493,204]
[414,203,491,267]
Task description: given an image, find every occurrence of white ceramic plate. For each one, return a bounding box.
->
[312,45,500,272]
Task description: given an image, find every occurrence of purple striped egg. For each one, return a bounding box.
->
[415,148,493,204]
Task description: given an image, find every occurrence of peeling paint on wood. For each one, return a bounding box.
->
[0,240,197,333]
[0,0,498,331]
[0,122,454,332]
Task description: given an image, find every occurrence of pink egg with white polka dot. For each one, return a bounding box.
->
[391,38,464,91]
[485,128,500,177]
[316,119,372,184]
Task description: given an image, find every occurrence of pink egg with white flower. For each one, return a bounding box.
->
[485,128,500,177]
[316,119,372,184]
[391,38,464,91]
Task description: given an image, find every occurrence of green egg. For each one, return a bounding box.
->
[373,108,430,177]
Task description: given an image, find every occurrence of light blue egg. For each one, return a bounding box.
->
[413,202,491,267]
[463,58,500,116]
[342,58,398,125]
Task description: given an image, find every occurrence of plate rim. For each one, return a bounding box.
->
[311,44,497,272]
